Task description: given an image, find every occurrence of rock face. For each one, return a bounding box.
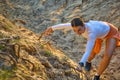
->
[0,0,120,80]
[0,0,119,32]
[0,14,82,80]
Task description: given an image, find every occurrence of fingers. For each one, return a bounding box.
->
[76,65,83,72]
[44,27,53,36]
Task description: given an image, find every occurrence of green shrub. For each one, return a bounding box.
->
[0,69,14,80]
[0,45,5,50]
[45,50,52,56]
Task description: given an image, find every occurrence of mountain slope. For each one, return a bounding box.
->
[0,14,84,80]
[0,0,120,80]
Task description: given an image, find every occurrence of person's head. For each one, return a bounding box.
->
[71,18,85,35]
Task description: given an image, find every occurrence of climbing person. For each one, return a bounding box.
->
[44,18,120,80]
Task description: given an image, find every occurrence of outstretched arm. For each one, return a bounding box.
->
[52,23,72,31]
[44,23,72,36]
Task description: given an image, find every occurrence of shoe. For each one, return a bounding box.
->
[85,62,91,71]
[93,75,100,80]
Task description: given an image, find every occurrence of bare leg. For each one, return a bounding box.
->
[87,51,96,62]
[97,38,116,75]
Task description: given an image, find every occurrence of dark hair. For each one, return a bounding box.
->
[71,18,84,27]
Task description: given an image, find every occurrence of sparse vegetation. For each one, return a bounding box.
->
[40,44,44,49]
[62,56,69,62]
[0,69,14,80]
[0,45,5,50]
[45,50,52,56]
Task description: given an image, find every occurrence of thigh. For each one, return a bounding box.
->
[105,38,116,57]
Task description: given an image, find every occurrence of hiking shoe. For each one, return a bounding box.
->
[85,62,91,71]
[93,75,100,80]
[79,62,84,67]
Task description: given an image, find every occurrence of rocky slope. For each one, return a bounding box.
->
[0,14,84,80]
[0,0,120,80]
[0,0,119,61]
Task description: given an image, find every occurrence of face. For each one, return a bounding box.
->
[72,26,85,35]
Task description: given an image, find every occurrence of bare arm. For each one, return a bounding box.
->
[51,23,72,31]
[44,23,72,36]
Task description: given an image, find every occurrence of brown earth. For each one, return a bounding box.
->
[0,14,83,80]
